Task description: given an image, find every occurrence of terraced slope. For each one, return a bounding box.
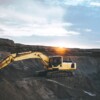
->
[0,38,100,100]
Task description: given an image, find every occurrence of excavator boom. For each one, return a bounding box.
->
[0,51,49,69]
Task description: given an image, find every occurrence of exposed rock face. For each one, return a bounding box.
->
[0,38,15,52]
[0,38,100,100]
[0,38,14,46]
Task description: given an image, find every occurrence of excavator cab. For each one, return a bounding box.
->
[49,56,62,68]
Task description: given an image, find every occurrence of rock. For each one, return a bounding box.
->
[0,38,15,46]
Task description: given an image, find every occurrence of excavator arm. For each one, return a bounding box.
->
[0,51,49,69]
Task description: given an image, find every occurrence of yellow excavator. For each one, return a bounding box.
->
[0,51,76,77]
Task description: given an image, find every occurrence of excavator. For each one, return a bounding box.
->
[0,51,76,77]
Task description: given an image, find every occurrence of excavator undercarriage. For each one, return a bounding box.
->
[35,70,74,78]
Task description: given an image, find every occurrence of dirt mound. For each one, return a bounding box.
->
[0,38,100,100]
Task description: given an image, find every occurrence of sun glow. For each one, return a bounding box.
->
[52,42,67,55]
[55,42,67,48]
[54,47,67,55]
[51,41,71,55]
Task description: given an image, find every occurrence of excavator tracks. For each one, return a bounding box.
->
[35,70,74,78]
[46,71,74,78]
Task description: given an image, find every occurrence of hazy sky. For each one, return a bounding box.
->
[0,0,100,48]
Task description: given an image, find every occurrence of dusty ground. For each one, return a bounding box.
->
[0,38,100,100]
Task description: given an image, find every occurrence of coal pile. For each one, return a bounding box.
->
[0,38,100,100]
